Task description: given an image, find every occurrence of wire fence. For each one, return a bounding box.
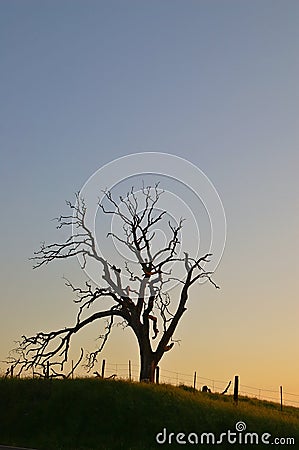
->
[4,359,299,409]
[100,360,299,409]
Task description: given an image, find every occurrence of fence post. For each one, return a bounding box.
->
[128,360,132,381]
[233,375,239,405]
[71,360,74,379]
[46,361,50,379]
[101,359,106,379]
[193,371,197,391]
[155,366,160,384]
[10,366,14,378]
[280,386,283,411]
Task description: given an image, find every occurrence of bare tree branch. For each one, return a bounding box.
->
[8,308,125,376]
[8,184,220,382]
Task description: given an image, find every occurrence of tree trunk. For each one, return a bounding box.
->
[139,348,157,382]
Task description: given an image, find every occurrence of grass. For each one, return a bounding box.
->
[0,377,298,449]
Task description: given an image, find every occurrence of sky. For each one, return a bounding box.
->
[0,0,298,402]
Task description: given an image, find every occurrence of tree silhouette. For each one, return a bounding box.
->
[8,183,219,382]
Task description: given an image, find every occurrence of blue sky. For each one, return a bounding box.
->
[0,1,298,398]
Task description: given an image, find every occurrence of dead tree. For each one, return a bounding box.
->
[7,183,219,382]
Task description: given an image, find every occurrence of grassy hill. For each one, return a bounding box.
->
[0,377,298,449]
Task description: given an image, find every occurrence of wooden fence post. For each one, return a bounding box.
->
[10,366,14,378]
[71,360,74,379]
[193,371,197,391]
[128,360,132,381]
[280,386,283,411]
[155,366,160,384]
[46,361,50,379]
[233,375,239,405]
[101,359,106,379]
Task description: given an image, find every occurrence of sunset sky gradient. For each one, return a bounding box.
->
[0,1,298,400]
